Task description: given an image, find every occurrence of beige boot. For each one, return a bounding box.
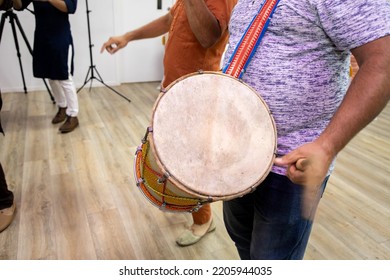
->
[176,219,216,246]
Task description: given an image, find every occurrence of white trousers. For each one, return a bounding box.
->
[49,75,79,117]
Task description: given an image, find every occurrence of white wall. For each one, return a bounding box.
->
[0,0,175,93]
[117,0,174,83]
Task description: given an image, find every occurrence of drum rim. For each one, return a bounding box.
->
[149,71,277,200]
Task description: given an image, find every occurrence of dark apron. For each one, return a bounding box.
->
[21,0,76,80]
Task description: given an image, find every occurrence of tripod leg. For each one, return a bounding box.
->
[9,14,28,94]
[12,12,33,54]
[77,66,92,93]
[0,13,6,45]
[93,67,131,102]
[42,79,55,103]
[78,0,131,103]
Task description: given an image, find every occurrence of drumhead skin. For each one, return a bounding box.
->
[150,71,277,200]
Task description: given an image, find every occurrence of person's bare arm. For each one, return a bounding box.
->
[183,0,222,48]
[101,13,172,54]
[274,35,390,219]
[318,36,390,159]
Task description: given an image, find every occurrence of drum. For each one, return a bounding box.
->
[134,71,277,212]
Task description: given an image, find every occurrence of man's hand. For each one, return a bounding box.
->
[274,141,333,220]
[101,35,128,54]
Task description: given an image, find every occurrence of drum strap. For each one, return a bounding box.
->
[222,0,280,79]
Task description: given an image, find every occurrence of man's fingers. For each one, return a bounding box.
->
[274,153,298,166]
[295,158,309,171]
[100,41,119,54]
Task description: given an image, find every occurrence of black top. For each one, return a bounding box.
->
[20,0,77,80]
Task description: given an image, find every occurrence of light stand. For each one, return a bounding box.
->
[77,0,131,103]
[0,8,55,103]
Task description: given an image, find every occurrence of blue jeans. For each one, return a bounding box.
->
[223,172,328,260]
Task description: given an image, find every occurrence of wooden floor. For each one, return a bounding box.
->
[0,82,389,260]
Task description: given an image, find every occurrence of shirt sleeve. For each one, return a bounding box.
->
[64,0,77,14]
[169,1,179,17]
[205,0,236,33]
[317,0,390,50]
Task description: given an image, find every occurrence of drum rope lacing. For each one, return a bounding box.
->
[135,128,210,209]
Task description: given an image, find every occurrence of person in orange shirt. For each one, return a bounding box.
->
[102,0,237,246]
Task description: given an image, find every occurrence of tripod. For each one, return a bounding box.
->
[77,0,131,102]
[0,8,55,103]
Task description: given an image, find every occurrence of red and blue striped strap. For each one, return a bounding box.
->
[223,0,280,79]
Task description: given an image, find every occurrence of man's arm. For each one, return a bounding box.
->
[101,13,172,55]
[319,36,390,158]
[274,35,390,218]
[183,0,222,48]
[277,35,390,184]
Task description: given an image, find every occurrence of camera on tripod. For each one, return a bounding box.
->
[0,0,13,11]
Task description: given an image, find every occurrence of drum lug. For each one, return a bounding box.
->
[135,145,142,155]
[157,172,170,184]
[191,202,203,212]
[142,127,153,143]
[136,178,144,187]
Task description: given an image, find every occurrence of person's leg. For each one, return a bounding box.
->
[176,203,215,246]
[224,172,328,260]
[192,203,212,225]
[250,173,312,259]
[0,163,16,232]
[58,76,79,133]
[49,79,67,124]
[49,79,67,107]
[191,203,214,234]
[60,75,78,117]
[223,192,255,260]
